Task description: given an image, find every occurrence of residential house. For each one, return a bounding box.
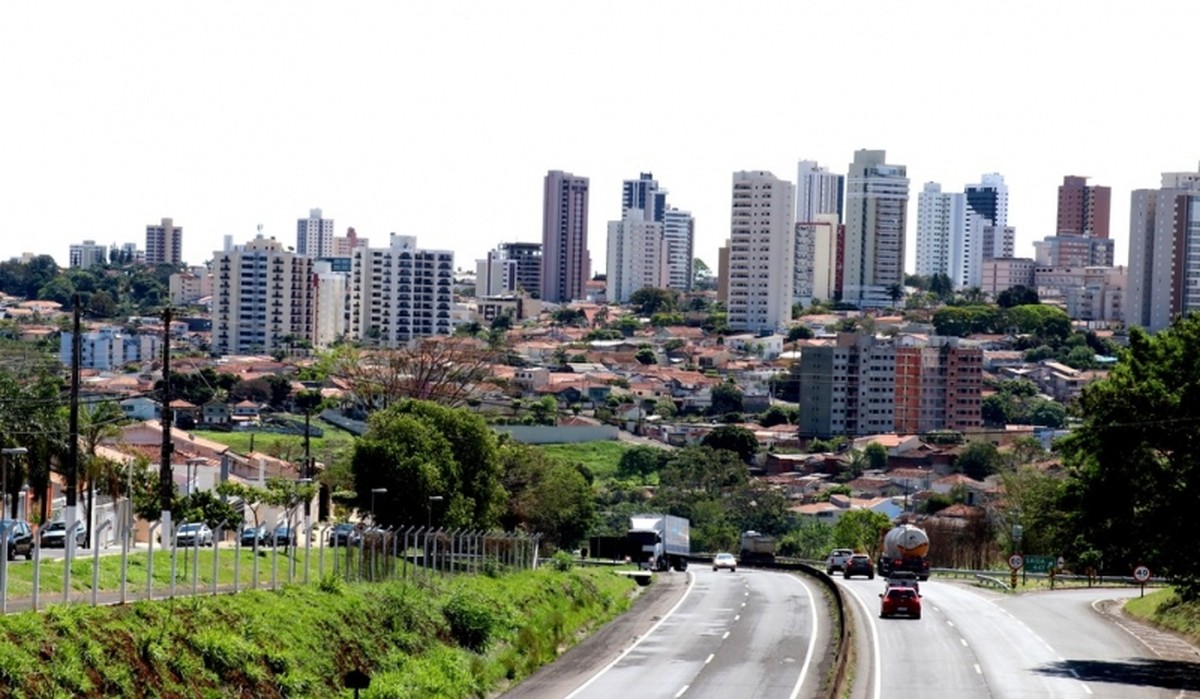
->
[120,397,160,421]
[201,400,231,426]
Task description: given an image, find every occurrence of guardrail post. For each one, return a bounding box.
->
[0,523,10,614]
[233,531,241,594]
[271,529,279,591]
[119,516,130,605]
[92,520,113,606]
[64,520,85,605]
[169,524,179,600]
[317,525,326,580]
[147,522,160,601]
[303,523,314,585]
[32,540,41,611]
[212,521,227,596]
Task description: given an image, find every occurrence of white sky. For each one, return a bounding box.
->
[2,2,1195,276]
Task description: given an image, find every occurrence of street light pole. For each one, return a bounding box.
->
[2,448,28,520]
[370,488,387,525]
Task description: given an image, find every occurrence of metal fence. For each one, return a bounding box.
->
[0,523,541,614]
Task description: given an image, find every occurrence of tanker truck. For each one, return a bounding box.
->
[876,523,931,580]
[628,513,690,572]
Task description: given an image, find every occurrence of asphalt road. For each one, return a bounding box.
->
[838,577,1200,699]
[507,566,831,699]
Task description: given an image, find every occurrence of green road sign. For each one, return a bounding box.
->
[1024,555,1057,573]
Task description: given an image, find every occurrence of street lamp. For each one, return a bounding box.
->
[370,488,387,524]
[1,447,28,520]
[427,495,444,531]
[184,458,205,497]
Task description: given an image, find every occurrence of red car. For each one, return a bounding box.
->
[879,587,921,619]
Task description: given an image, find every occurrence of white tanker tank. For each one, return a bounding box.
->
[877,523,931,580]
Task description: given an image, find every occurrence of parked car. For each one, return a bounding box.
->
[175,522,214,548]
[879,587,922,619]
[240,524,268,548]
[825,548,855,575]
[272,525,296,547]
[328,523,362,548]
[843,553,875,579]
[712,552,737,572]
[39,520,88,549]
[1,520,34,560]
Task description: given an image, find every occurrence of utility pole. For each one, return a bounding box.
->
[159,306,175,538]
[67,295,81,558]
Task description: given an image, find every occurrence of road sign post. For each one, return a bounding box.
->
[1133,565,1151,597]
[1008,553,1023,588]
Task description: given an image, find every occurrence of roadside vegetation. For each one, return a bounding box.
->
[1124,588,1200,647]
[0,565,638,698]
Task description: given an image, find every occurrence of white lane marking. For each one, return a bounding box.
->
[704,653,714,665]
[960,638,968,647]
[565,571,697,699]
[1081,682,1092,694]
[734,614,740,622]
[674,685,689,698]
[787,574,820,699]
[946,620,955,628]
[974,663,982,674]
[932,606,941,613]
[722,631,730,640]
[741,602,746,608]
[839,582,882,699]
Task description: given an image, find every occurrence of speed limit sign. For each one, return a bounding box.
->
[1008,553,1024,571]
[1133,565,1152,583]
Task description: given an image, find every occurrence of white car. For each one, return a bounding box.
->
[712,552,737,572]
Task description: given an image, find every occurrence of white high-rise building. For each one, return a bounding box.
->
[296,208,335,258]
[808,214,841,303]
[212,234,315,355]
[312,260,347,348]
[69,240,109,269]
[795,160,843,224]
[662,207,695,293]
[622,173,667,222]
[1128,167,1200,332]
[843,150,909,306]
[347,234,454,347]
[726,171,795,333]
[916,182,983,288]
[145,217,183,265]
[606,209,667,304]
[475,253,513,298]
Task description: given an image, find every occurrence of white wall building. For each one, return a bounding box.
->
[213,234,315,355]
[807,214,841,303]
[726,171,795,333]
[168,266,213,306]
[1128,168,1200,332]
[606,208,666,304]
[843,150,909,306]
[69,241,109,269]
[347,234,454,347]
[662,207,695,293]
[795,160,843,225]
[296,208,335,259]
[312,260,347,348]
[60,328,161,371]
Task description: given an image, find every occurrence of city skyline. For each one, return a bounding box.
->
[2,3,1195,276]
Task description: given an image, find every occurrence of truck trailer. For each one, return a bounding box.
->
[628,513,690,572]
[876,523,931,581]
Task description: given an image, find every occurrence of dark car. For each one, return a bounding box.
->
[879,587,922,619]
[273,525,296,547]
[1,519,34,560]
[240,524,268,548]
[843,553,875,579]
[39,520,88,549]
[328,523,361,548]
[884,571,921,595]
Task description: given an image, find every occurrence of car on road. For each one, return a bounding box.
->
[175,522,213,548]
[826,548,854,575]
[879,587,921,619]
[40,520,87,548]
[328,523,362,548]
[240,524,269,548]
[712,552,737,572]
[843,553,875,579]
[1,520,33,560]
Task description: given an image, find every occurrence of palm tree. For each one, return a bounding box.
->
[79,401,124,547]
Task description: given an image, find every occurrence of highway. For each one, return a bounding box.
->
[509,566,830,699]
[838,576,1200,699]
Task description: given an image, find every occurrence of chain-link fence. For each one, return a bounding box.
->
[0,523,541,614]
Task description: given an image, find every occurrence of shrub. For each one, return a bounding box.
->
[550,550,574,572]
[442,592,499,652]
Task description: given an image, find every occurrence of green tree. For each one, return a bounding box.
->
[864,442,888,471]
[700,425,759,463]
[779,521,834,559]
[786,325,814,342]
[955,441,1003,480]
[498,442,595,551]
[758,405,794,428]
[996,285,1039,308]
[708,381,744,416]
[617,446,664,484]
[833,509,892,558]
[635,347,657,365]
[628,287,679,316]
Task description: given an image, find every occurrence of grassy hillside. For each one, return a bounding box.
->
[1125,589,1200,646]
[537,441,634,481]
[0,565,638,698]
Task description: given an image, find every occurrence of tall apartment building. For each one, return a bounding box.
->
[797,334,895,439]
[915,183,973,282]
[1033,235,1114,268]
[663,208,695,293]
[331,227,368,257]
[980,258,1036,297]
[168,266,213,306]
[726,171,795,333]
[1057,175,1111,238]
[799,333,983,439]
[312,260,347,348]
[843,150,908,306]
[69,241,109,269]
[145,218,182,265]
[1128,168,1200,331]
[212,235,315,355]
[794,161,844,305]
[59,327,161,371]
[894,338,983,434]
[347,234,454,346]
[296,208,335,258]
[476,242,542,298]
[622,173,667,223]
[606,208,666,304]
[540,171,590,303]
[795,160,843,224]
[1034,265,1126,323]
[801,214,843,303]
